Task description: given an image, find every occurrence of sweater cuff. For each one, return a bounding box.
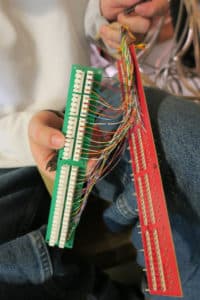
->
[84,0,108,40]
[84,0,120,59]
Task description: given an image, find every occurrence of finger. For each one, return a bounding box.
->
[100,23,121,45]
[29,112,65,150]
[113,0,140,7]
[134,0,169,17]
[118,14,151,34]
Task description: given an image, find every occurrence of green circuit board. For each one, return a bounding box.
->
[46,64,102,248]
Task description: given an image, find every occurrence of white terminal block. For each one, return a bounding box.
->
[59,166,79,248]
[73,70,84,93]
[50,67,96,248]
[49,164,70,246]
[63,93,82,160]
[84,70,94,94]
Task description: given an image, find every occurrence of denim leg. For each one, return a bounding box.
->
[0,225,144,300]
[92,146,140,231]
[144,87,200,220]
[93,84,139,230]
[0,227,58,299]
[0,168,143,299]
[0,168,53,285]
[0,167,50,244]
[94,87,200,300]
[133,89,200,300]
[158,95,200,218]
[0,226,53,284]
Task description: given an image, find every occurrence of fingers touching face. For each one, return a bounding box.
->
[100,0,169,49]
[118,13,151,35]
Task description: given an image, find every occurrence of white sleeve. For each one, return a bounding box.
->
[0,111,36,167]
[84,0,109,40]
[84,0,119,58]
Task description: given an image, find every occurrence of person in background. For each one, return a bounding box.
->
[86,0,200,97]
[0,1,143,299]
[85,0,170,59]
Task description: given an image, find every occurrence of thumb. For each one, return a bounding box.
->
[29,111,65,150]
[42,127,65,149]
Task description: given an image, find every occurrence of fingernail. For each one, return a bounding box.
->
[51,135,64,148]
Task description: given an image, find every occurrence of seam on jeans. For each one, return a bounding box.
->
[121,171,128,186]
[28,229,53,283]
[116,195,136,220]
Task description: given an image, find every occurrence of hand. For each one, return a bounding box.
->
[99,22,121,50]
[100,0,169,21]
[28,110,98,182]
[100,0,140,21]
[99,18,150,51]
[28,110,65,181]
[117,0,169,30]
[99,0,170,50]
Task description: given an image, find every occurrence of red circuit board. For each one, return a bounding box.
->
[120,45,183,297]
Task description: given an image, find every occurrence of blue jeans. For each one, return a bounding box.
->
[0,168,142,299]
[0,87,199,299]
[94,87,200,300]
